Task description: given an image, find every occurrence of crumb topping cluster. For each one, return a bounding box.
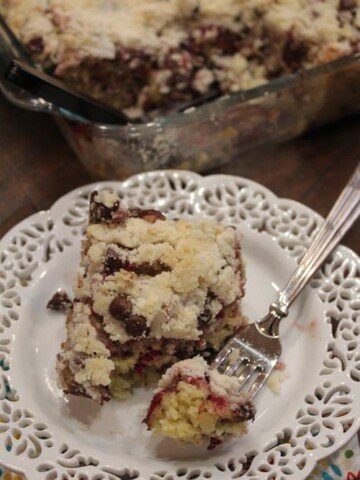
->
[158,356,246,404]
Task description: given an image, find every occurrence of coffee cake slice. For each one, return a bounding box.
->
[57,190,247,403]
[144,357,255,448]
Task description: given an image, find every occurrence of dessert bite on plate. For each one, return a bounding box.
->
[144,356,255,448]
[56,190,247,404]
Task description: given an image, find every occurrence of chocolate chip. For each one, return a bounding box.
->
[27,36,45,54]
[198,292,216,327]
[124,315,148,337]
[104,248,123,275]
[89,191,119,224]
[109,294,132,320]
[198,307,212,326]
[130,208,165,223]
[339,0,356,10]
[176,343,196,359]
[73,357,85,368]
[192,5,200,16]
[104,248,169,276]
[208,437,222,450]
[236,398,256,421]
[129,261,169,276]
[282,33,308,70]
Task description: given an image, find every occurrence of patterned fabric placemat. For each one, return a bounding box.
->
[308,432,360,480]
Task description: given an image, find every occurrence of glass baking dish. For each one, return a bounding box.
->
[1,47,359,179]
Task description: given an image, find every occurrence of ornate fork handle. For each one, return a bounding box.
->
[259,162,360,337]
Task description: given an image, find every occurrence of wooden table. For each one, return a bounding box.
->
[0,95,359,253]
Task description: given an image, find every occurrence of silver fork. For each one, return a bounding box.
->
[211,162,360,400]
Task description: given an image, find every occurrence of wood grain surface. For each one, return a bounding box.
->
[0,95,358,252]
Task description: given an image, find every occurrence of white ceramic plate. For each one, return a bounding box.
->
[0,171,359,480]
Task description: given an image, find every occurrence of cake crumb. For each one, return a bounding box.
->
[275,361,286,371]
[77,421,89,431]
[268,369,289,395]
[228,349,239,364]
[295,318,318,338]
[47,290,72,313]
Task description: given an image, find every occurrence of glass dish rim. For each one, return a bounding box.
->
[85,52,360,135]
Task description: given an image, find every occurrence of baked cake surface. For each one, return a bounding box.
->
[56,190,246,403]
[145,356,255,447]
[1,0,358,117]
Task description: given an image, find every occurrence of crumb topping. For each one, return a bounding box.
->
[94,190,120,208]
[81,215,242,343]
[158,356,210,386]
[74,357,115,387]
[3,1,358,59]
[158,356,247,404]
[69,303,111,357]
[56,302,115,397]
[2,0,358,97]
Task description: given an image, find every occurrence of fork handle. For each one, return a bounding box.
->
[259,162,360,336]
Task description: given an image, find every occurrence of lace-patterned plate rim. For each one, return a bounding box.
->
[0,170,358,480]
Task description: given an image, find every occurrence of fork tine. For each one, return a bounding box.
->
[212,322,281,401]
[247,370,272,399]
[236,364,256,389]
[224,355,244,376]
[211,345,232,370]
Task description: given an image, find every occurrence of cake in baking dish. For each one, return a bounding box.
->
[1,0,358,118]
[144,356,255,448]
[56,190,247,404]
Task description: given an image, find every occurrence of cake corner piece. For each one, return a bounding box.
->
[144,356,255,448]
